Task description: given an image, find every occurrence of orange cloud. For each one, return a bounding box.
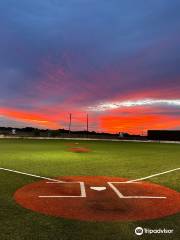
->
[0,107,59,129]
[0,106,91,130]
[100,115,180,134]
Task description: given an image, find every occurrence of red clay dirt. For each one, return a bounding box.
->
[69,147,91,153]
[14,176,180,222]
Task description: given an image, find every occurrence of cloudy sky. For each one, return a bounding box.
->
[0,0,180,134]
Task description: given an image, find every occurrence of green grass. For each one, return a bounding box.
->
[0,138,179,240]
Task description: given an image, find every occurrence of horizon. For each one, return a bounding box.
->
[0,125,146,135]
[0,0,180,134]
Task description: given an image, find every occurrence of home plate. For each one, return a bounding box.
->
[90,187,106,191]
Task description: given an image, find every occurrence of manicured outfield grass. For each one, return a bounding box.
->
[0,138,179,240]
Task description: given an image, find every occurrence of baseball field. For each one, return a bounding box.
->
[0,138,179,240]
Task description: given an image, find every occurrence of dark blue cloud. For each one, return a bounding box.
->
[0,0,180,110]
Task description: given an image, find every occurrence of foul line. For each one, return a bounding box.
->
[127,167,180,183]
[0,167,87,198]
[0,167,64,183]
[1,166,179,186]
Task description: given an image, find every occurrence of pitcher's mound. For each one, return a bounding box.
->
[69,147,91,153]
[14,176,180,222]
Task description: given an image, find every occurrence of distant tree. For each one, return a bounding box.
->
[49,130,60,137]
[33,129,40,137]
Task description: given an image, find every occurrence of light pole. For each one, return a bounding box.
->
[87,114,89,137]
[69,113,72,134]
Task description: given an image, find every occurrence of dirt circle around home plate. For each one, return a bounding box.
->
[14,176,180,222]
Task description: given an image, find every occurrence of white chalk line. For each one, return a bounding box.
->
[107,182,166,199]
[39,181,86,198]
[1,167,179,185]
[0,167,64,183]
[127,167,180,183]
[80,167,179,200]
[0,167,86,198]
[1,166,179,199]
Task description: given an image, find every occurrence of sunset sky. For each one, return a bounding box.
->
[0,0,180,134]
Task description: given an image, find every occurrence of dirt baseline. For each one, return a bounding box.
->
[14,176,180,222]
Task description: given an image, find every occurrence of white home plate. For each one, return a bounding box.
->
[90,186,106,191]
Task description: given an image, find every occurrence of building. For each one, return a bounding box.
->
[148,130,180,141]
